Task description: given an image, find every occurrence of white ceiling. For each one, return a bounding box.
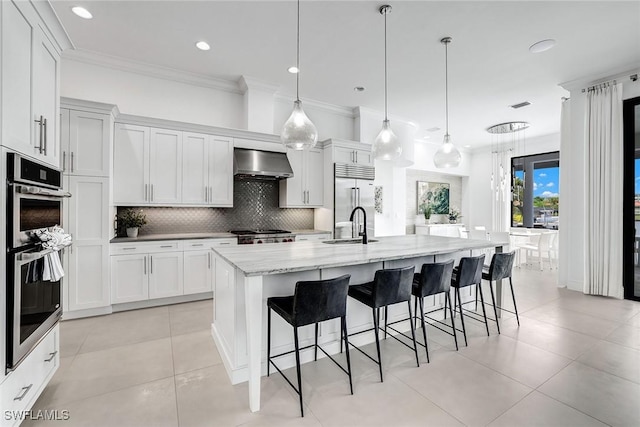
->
[51,1,640,148]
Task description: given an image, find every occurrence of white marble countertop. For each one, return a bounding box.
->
[213,234,507,276]
[110,232,235,243]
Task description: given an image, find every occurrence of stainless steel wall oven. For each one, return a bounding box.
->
[6,153,69,371]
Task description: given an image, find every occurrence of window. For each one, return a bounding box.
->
[511,151,560,229]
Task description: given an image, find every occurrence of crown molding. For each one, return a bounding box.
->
[274,93,355,118]
[238,76,280,94]
[62,49,243,94]
[31,0,74,52]
[559,63,640,92]
[61,97,120,118]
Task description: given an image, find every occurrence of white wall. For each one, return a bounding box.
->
[61,59,244,129]
[273,97,355,141]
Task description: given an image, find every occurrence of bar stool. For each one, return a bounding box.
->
[343,266,418,382]
[412,259,456,362]
[481,251,518,333]
[451,254,487,346]
[267,274,352,417]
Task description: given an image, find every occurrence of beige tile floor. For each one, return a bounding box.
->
[24,269,640,427]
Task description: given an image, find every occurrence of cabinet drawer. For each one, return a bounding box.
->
[183,239,215,251]
[111,241,182,255]
[296,233,330,242]
[209,238,237,247]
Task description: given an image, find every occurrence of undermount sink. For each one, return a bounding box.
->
[322,238,379,245]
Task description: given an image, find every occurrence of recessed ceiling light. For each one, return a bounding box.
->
[195,41,210,51]
[288,66,299,74]
[464,145,471,148]
[71,6,92,19]
[354,86,365,92]
[529,39,556,53]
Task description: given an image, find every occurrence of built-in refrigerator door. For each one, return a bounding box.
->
[334,178,357,238]
[356,180,376,238]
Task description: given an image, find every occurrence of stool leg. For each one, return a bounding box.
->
[372,307,383,382]
[384,306,389,340]
[488,280,500,334]
[510,277,520,326]
[340,320,344,354]
[475,285,479,311]
[314,323,319,361]
[414,296,419,329]
[477,283,490,336]
[456,288,468,346]
[342,316,353,395]
[293,327,304,417]
[407,301,420,367]
[418,296,429,363]
[267,307,271,377]
[446,292,459,351]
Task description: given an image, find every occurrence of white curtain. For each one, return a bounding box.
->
[584,83,623,298]
[558,98,571,288]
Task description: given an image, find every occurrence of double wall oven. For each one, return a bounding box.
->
[6,153,70,371]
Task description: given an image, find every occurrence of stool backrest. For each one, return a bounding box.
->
[416,259,455,297]
[372,266,415,307]
[487,251,516,281]
[293,274,351,326]
[454,255,485,288]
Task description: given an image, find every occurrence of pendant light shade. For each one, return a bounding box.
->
[281,100,318,150]
[281,0,317,150]
[434,37,461,168]
[373,5,402,161]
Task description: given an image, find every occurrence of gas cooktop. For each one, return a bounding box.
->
[229,229,291,235]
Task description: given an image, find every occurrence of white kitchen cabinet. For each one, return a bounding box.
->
[0,0,68,168]
[333,145,373,166]
[148,251,184,298]
[111,254,149,304]
[113,123,150,204]
[60,109,111,176]
[183,250,213,295]
[415,224,465,237]
[149,128,182,204]
[64,176,110,311]
[182,133,233,206]
[295,232,331,242]
[279,148,324,208]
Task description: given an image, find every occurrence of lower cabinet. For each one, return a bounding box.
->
[0,324,59,427]
[295,232,331,242]
[110,238,235,305]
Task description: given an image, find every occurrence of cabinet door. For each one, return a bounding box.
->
[149,128,182,204]
[334,146,356,164]
[305,148,324,206]
[32,29,60,168]
[68,110,110,176]
[66,176,110,311]
[60,108,70,172]
[279,149,305,207]
[208,136,233,206]
[111,254,148,304]
[148,252,184,298]
[182,132,209,205]
[355,149,373,166]
[183,250,213,295]
[113,123,149,204]
[1,0,35,155]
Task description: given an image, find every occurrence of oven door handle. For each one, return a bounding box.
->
[17,244,71,262]
[17,185,71,198]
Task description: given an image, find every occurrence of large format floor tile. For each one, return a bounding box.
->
[171,329,222,374]
[539,362,640,426]
[605,323,640,350]
[522,303,621,339]
[169,305,212,336]
[576,340,640,384]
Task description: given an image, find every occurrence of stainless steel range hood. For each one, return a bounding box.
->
[233,148,294,180]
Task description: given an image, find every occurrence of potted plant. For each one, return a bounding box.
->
[119,209,147,238]
[449,207,462,224]
[423,206,432,224]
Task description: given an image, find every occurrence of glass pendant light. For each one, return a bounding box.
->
[373,5,402,161]
[281,0,318,150]
[434,37,462,168]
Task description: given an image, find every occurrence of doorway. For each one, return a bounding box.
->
[623,96,640,301]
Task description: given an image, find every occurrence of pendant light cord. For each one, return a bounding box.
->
[384,9,388,121]
[444,40,449,135]
[296,0,300,102]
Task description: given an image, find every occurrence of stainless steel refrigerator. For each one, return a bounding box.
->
[334,163,375,239]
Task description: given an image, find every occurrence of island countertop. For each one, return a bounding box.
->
[213,234,505,277]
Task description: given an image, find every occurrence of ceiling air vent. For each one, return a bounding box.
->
[510,101,531,109]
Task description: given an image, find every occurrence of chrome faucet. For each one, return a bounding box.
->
[349,206,368,244]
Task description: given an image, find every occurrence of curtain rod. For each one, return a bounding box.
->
[582,74,638,93]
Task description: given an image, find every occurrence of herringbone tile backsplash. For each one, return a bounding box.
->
[116,180,314,236]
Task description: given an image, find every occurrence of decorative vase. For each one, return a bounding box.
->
[450,219,457,224]
[126,227,139,238]
[429,214,447,224]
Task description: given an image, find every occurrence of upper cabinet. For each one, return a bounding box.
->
[114,124,233,207]
[1,0,70,168]
[60,108,112,176]
[324,139,374,167]
[279,148,324,208]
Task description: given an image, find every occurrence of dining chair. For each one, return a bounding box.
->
[519,232,552,270]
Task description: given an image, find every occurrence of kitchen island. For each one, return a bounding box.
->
[210,234,507,412]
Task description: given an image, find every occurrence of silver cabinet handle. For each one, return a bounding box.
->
[144,184,148,201]
[43,117,48,155]
[71,151,74,172]
[34,116,44,153]
[123,247,136,251]
[151,184,154,201]
[204,186,208,203]
[219,242,230,245]
[191,243,203,247]
[350,151,354,162]
[209,186,212,203]
[208,252,211,269]
[144,256,147,274]
[355,151,358,163]
[160,245,172,248]
[44,351,57,362]
[62,151,66,171]
[14,384,33,401]
[150,256,153,274]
